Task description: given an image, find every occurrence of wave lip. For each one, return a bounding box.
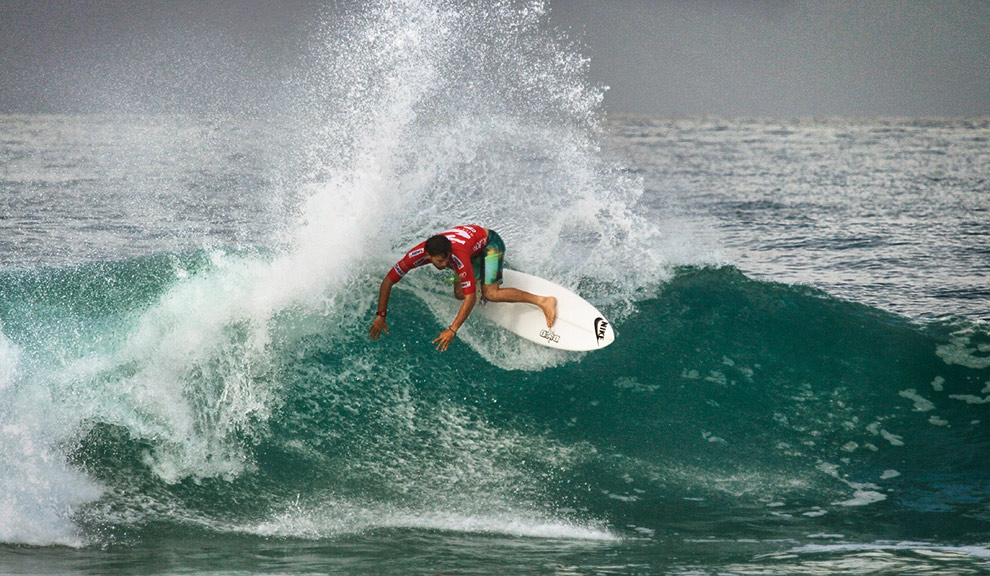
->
[240,499,618,542]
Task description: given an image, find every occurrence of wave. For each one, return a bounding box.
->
[1,255,988,546]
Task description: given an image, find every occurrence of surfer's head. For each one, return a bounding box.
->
[425,235,451,257]
[425,234,452,269]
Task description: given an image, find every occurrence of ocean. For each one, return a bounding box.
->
[2,1,989,574]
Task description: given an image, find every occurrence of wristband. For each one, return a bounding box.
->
[376,310,387,318]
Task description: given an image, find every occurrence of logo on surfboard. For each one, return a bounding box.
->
[594,317,609,345]
[539,328,560,344]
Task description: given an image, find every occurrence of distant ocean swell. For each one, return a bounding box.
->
[1,256,987,547]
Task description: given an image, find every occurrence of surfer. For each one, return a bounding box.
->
[369,224,557,351]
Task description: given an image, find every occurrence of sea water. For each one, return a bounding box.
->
[2,1,988,574]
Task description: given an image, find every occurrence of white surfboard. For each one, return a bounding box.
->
[479,269,615,351]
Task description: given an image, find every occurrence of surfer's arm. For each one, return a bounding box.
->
[433,293,476,351]
[369,276,394,340]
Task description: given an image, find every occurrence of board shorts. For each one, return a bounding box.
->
[471,229,505,287]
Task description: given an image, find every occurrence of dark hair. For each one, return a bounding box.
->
[424,234,452,257]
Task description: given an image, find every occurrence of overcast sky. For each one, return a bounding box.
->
[553,0,990,117]
[1,0,987,117]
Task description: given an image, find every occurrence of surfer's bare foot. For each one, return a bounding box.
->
[540,296,557,327]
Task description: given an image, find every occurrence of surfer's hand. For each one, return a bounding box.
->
[369,316,389,340]
[432,328,456,351]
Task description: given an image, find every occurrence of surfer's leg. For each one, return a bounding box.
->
[482,283,556,327]
[481,232,504,287]
[480,230,556,326]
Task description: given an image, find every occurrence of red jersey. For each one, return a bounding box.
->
[386,225,488,295]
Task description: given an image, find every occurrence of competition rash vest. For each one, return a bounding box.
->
[386,225,488,295]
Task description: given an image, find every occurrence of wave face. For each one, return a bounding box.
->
[2,259,988,550]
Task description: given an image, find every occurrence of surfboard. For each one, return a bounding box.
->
[479,269,615,351]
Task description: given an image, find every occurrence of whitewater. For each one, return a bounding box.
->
[1,1,989,574]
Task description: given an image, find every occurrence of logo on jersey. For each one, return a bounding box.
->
[444,227,474,245]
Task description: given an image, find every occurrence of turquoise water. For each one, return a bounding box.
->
[2,0,989,573]
[2,256,988,573]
